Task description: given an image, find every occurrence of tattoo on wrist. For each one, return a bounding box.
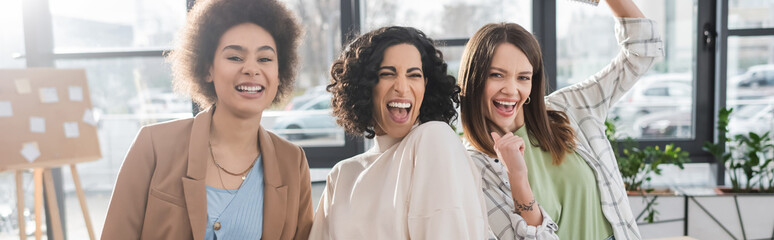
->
[513,199,536,215]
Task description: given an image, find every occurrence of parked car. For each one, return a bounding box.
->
[273,93,338,140]
[632,110,692,139]
[729,100,774,136]
[611,73,692,127]
[735,64,774,88]
[283,85,328,111]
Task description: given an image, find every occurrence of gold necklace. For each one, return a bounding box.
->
[208,141,259,181]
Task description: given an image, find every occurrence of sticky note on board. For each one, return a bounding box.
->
[64,122,80,138]
[15,79,31,94]
[82,109,97,126]
[21,142,41,163]
[0,101,12,117]
[68,86,83,102]
[30,117,45,133]
[39,87,59,103]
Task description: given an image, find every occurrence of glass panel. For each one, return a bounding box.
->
[726,36,774,137]
[0,0,25,68]
[439,46,465,131]
[440,46,465,79]
[267,0,345,147]
[728,0,774,29]
[557,0,696,140]
[49,0,186,51]
[362,0,532,39]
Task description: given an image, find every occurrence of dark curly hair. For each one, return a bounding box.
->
[328,26,460,138]
[168,0,302,107]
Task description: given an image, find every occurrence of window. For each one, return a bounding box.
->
[0,0,26,68]
[49,0,185,52]
[362,0,532,39]
[557,0,697,140]
[728,0,774,29]
[725,36,774,138]
[266,0,347,149]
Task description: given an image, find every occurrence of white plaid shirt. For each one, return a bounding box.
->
[466,17,664,240]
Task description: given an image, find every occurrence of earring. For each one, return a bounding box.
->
[524,97,531,105]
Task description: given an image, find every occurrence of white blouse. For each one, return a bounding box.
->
[309,121,488,240]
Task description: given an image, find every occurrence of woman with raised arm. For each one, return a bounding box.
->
[459,0,663,239]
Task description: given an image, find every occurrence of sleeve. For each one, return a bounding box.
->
[295,146,314,239]
[308,173,334,239]
[546,17,664,123]
[101,127,156,240]
[407,122,489,240]
[469,152,559,240]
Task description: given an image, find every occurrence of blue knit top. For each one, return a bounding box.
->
[205,155,264,240]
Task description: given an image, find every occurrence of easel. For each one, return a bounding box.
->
[0,69,102,240]
[12,164,95,240]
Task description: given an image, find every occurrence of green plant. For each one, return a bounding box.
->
[704,107,774,193]
[703,108,739,190]
[605,118,690,192]
[619,144,689,192]
[735,132,773,191]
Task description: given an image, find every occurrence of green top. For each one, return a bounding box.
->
[514,126,613,239]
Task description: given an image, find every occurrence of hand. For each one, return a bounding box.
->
[490,132,528,176]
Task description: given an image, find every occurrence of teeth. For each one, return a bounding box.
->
[387,102,411,109]
[495,100,517,106]
[237,85,264,92]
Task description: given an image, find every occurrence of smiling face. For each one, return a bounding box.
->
[484,43,533,133]
[372,43,426,138]
[209,22,279,118]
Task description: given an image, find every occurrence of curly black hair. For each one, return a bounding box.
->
[168,0,302,107]
[328,26,460,138]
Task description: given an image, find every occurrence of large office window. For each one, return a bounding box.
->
[557,0,697,140]
[267,0,347,151]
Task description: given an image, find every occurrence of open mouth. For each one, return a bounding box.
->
[387,101,412,123]
[493,99,517,116]
[235,84,264,93]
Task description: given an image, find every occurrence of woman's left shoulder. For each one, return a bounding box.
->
[412,121,457,136]
[408,121,463,148]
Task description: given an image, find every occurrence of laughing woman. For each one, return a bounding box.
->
[309,26,488,239]
[101,0,313,239]
[458,0,663,239]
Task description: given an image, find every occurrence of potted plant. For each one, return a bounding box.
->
[703,107,774,193]
[684,107,774,240]
[606,118,690,193]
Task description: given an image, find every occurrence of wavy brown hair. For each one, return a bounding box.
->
[459,23,576,165]
[167,0,302,107]
[328,26,460,138]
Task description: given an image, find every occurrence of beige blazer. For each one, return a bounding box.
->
[101,107,313,240]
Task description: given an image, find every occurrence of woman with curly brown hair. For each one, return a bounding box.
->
[101,0,313,239]
[309,26,488,239]
[459,0,663,239]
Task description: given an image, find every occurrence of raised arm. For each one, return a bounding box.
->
[607,0,644,18]
[547,0,663,122]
